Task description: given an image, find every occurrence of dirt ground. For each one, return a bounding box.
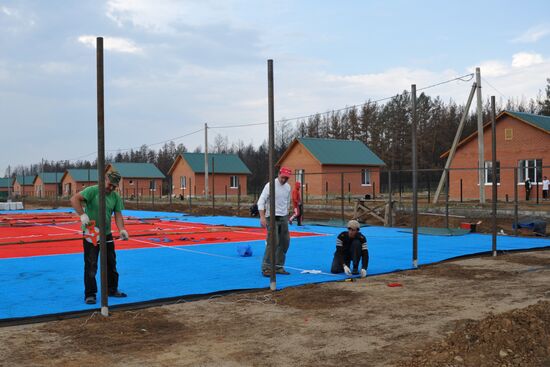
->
[1,249,550,366]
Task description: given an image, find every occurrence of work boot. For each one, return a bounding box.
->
[276,268,290,275]
[85,295,96,304]
[108,290,127,298]
[262,269,271,277]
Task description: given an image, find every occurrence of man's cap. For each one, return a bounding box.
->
[347,220,361,230]
[107,170,121,186]
[279,166,292,178]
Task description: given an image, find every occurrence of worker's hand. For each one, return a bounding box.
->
[119,229,129,240]
[80,213,90,226]
[360,269,367,278]
[343,265,352,276]
[260,216,267,228]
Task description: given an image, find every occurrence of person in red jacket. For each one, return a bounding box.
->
[289,181,303,226]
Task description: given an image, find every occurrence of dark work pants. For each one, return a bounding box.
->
[526,189,531,201]
[83,233,119,298]
[331,238,363,273]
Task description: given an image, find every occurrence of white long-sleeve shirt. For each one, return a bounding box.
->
[257,178,291,217]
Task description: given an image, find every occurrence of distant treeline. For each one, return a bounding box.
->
[6,79,550,194]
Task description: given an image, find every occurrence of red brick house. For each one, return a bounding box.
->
[13,175,36,197]
[168,153,251,198]
[106,163,165,199]
[276,138,386,198]
[60,169,98,197]
[34,172,63,198]
[441,111,550,201]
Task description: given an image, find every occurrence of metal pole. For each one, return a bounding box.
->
[136,180,139,209]
[514,167,518,236]
[204,123,209,199]
[536,180,539,204]
[55,168,58,207]
[460,179,463,203]
[96,37,108,317]
[237,183,241,215]
[476,68,486,204]
[491,96,497,256]
[211,157,215,216]
[373,181,376,200]
[340,172,344,225]
[445,169,449,229]
[189,177,192,210]
[411,84,418,269]
[7,166,11,200]
[388,169,393,227]
[152,180,155,206]
[267,59,276,291]
[225,185,227,201]
[169,176,172,207]
[433,83,477,203]
[427,176,431,203]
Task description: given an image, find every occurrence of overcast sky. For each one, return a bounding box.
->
[1,0,550,175]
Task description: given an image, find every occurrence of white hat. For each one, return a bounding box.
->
[347,220,360,230]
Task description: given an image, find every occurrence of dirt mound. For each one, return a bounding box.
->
[397,301,550,367]
[271,283,358,310]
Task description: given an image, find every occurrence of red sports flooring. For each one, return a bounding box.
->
[0,213,317,259]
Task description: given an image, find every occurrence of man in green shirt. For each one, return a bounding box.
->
[70,170,129,304]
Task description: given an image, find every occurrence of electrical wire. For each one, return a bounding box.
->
[481,76,508,99]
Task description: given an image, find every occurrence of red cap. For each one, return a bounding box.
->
[279,167,292,178]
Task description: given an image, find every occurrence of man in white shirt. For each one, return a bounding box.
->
[543,176,549,200]
[258,166,292,277]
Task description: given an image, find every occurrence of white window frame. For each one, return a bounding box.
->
[518,159,543,184]
[180,176,186,189]
[230,175,239,189]
[295,169,305,183]
[361,169,371,186]
[484,161,500,185]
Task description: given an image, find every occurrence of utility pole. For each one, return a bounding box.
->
[476,67,485,203]
[411,84,418,269]
[204,123,209,199]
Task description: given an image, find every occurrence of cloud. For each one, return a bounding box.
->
[511,52,544,68]
[105,0,237,32]
[512,24,550,43]
[469,60,509,77]
[77,35,143,54]
[40,62,81,75]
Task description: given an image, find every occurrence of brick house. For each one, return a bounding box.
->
[60,169,98,197]
[13,175,36,197]
[276,138,386,198]
[106,163,165,199]
[34,172,63,198]
[168,153,251,198]
[0,177,14,199]
[441,111,550,201]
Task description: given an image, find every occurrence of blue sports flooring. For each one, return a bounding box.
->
[0,209,549,321]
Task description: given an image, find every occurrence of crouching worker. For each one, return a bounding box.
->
[70,170,129,304]
[331,220,368,278]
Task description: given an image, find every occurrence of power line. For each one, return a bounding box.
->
[481,76,508,99]
[209,72,475,129]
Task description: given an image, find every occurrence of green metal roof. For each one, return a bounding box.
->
[0,178,13,188]
[182,153,252,174]
[109,163,165,179]
[37,172,64,184]
[66,169,98,182]
[15,176,36,185]
[506,111,550,132]
[297,138,385,166]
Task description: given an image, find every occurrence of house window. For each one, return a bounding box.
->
[361,169,371,185]
[504,128,513,140]
[180,176,186,189]
[518,159,542,183]
[230,176,239,189]
[295,169,304,183]
[149,180,156,191]
[484,161,500,184]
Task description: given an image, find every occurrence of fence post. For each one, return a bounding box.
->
[237,184,241,216]
[152,181,155,206]
[340,172,345,225]
[373,181,376,200]
[536,180,539,204]
[189,177,193,210]
[514,168,518,236]
[348,182,351,203]
[136,181,139,209]
[211,157,215,216]
[388,169,393,227]
[325,181,328,204]
[460,178,463,203]
[445,169,449,229]
[225,185,227,201]
[427,176,431,203]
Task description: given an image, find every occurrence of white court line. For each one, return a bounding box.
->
[129,238,340,277]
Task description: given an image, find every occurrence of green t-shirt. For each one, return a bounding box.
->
[80,185,124,235]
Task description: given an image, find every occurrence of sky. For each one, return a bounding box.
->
[1,0,550,175]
